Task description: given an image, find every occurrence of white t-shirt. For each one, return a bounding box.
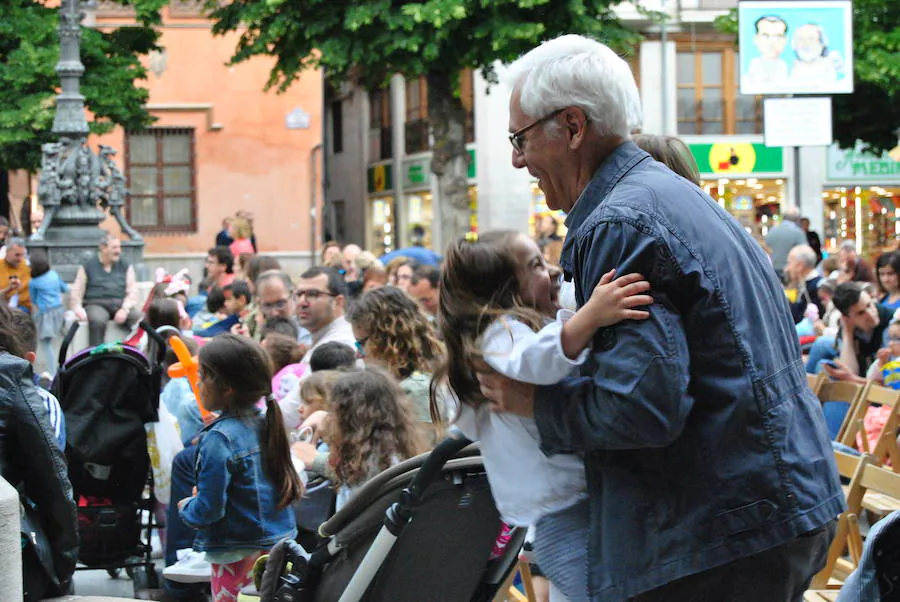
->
[453,310,589,526]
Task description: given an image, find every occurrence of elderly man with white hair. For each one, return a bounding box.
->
[785,244,824,323]
[477,35,842,601]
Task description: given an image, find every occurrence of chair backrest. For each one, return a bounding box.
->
[837,383,900,467]
[821,380,865,441]
[808,372,826,397]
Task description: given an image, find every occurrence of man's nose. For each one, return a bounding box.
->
[512,148,526,169]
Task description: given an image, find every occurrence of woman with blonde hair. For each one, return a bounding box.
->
[633,134,701,185]
[229,216,255,257]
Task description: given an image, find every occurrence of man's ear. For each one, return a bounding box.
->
[25,351,36,364]
[565,107,590,150]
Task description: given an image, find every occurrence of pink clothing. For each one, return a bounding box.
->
[860,404,893,465]
[211,273,235,292]
[211,552,261,602]
[230,239,255,258]
[273,363,307,402]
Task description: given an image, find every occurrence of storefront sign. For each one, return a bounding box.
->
[689,142,784,175]
[367,164,393,194]
[403,159,430,189]
[827,144,900,182]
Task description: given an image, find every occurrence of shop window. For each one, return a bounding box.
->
[406,77,430,154]
[677,44,762,135]
[822,186,900,257]
[460,70,476,143]
[369,88,392,161]
[700,177,786,237]
[369,197,395,255]
[331,100,343,154]
[124,128,197,233]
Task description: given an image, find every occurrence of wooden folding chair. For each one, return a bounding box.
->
[494,560,536,602]
[807,372,826,397]
[810,452,900,590]
[816,380,865,442]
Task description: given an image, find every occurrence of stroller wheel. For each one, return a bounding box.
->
[125,565,136,579]
[132,564,160,593]
[106,567,121,579]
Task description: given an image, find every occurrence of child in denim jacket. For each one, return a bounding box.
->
[177,334,304,601]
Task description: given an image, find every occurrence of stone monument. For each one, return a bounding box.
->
[29,0,145,281]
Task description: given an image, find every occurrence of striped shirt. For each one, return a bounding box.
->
[36,386,66,450]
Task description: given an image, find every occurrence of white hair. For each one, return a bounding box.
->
[508,34,642,139]
[789,244,817,269]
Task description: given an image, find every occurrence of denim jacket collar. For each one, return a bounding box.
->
[560,141,650,278]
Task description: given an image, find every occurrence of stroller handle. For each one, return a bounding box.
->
[58,321,80,368]
[140,321,168,364]
[404,431,472,505]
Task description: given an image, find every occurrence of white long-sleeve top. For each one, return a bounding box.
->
[453,310,589,526]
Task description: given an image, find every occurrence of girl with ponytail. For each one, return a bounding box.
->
[177,334,303,601]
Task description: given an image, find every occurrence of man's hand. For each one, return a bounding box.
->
[477,371,536,417]
[822,359,860,383]
[231,322,249,337]
[113,308,127,324]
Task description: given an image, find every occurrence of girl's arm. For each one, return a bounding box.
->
[560,270,652,360]
[482,316,590,386]
[178,431,232,528]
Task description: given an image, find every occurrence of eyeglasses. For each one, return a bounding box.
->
[293,289,335,302]
[260,298,290,313]
[508,108,566,153]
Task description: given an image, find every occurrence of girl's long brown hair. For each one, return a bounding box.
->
[324,367,425,486]
[346,286,443,380]
[198,334,303,509]
[429,230,546,420]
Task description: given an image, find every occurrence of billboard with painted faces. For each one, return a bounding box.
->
[738,0,853,95]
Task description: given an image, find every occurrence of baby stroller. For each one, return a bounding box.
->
[243,432,526,602]
[54,321,168,596]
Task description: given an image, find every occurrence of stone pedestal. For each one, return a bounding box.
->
[28,225,146,282]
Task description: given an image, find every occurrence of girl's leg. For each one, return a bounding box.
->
[210,552,262,602]
[40,337,56,375]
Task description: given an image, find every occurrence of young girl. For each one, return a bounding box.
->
[433,230,652,602]
[323,367,425,510]
[261,332,307,402]
[27,250,68,374]
[177,334,303,601]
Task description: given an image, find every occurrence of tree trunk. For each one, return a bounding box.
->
[427,72,471,251]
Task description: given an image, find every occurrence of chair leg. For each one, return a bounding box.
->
[810,512,849,589]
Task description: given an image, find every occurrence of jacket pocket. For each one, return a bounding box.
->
[752,360,807,412]
[713,499,778,537]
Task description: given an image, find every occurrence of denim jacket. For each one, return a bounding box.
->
[179,411,296,553]
[534,142,844,601]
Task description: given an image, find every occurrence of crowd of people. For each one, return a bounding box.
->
[0,34,879,602]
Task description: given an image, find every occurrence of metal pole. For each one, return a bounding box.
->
[310,144,322,267]
[660,0,669,135]
[794,146,802,213]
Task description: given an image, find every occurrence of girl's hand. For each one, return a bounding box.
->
[585,270,653,328]
[877,347,892,365]
[300,410,329,437]
[291,441,319,465]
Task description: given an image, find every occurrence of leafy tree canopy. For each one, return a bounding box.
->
[208,0,640,93]
[0,0,166,171]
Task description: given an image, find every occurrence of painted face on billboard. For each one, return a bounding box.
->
[793,24,826,63]
[754,17,788,59]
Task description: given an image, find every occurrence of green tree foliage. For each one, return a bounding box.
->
[715,0,900,154]
[207,0,638,242]
[0,0,166,172]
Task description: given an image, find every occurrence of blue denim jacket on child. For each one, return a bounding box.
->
[179,411,296,553]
